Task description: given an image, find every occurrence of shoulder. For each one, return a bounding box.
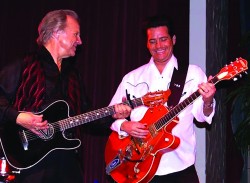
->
[186,64,207,82]
[188,64,205,75]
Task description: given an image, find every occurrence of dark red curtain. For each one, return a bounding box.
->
[0,1,189,182]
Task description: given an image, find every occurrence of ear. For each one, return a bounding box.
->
[52,32,58,39]
[52,30,63,39]
[172,35,176,45]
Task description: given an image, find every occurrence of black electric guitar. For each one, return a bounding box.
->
[0,90,171,170]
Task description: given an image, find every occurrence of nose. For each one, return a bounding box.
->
[155,40,162,48]
[77,37,82,45]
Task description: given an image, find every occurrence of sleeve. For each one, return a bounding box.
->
[0,61,22,125]
[193,97,216,124]
[191,66,216,124]
[109,79,129,136]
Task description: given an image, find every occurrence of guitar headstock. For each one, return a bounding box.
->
[141,90,171,107]
[215,57,248,82]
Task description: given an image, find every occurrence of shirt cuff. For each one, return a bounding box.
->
[110,119,128,137]
[203,99,216,124]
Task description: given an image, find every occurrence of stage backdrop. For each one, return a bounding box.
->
[0,1,189,182]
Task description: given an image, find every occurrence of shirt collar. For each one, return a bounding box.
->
[149,54,178,71]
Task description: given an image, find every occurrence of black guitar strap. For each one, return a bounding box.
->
[167,63,188,107]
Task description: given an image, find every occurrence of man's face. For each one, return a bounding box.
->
[57,16,82,59]
[147,26,175,64]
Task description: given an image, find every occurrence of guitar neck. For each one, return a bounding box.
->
[155,76,219,130]
[58,97,143,131]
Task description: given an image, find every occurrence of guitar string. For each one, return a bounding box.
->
[22,105,117,140]
[155,61,246,130]
[57,97,144,130]
[21,102,124,140]
[23,91,182,140]
[57,98,141,131]
[18,61,247,141]
[153,90,201,131]
[21,96,153,141]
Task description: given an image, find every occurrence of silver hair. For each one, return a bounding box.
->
[36,9,80,46]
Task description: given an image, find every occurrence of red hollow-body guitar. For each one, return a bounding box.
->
[105,58,248,183]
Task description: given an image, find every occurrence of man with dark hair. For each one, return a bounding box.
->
[108,15,216,183]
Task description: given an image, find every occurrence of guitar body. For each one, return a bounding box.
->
[105,105,180,183]
[105,58,248,182]
[0,90,171,170]
[0,100,80,170]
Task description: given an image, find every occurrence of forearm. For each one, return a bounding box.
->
[0,104,19,125]
[0,61,22,124]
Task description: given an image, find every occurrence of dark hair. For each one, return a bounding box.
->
[143,15,175,37]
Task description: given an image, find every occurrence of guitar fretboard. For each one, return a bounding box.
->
[58,98,143,131]
[154,76,219,130]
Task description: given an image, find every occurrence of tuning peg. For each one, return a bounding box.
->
[233,78,238,81]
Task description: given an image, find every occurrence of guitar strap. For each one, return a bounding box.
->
[167,63,188,107]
